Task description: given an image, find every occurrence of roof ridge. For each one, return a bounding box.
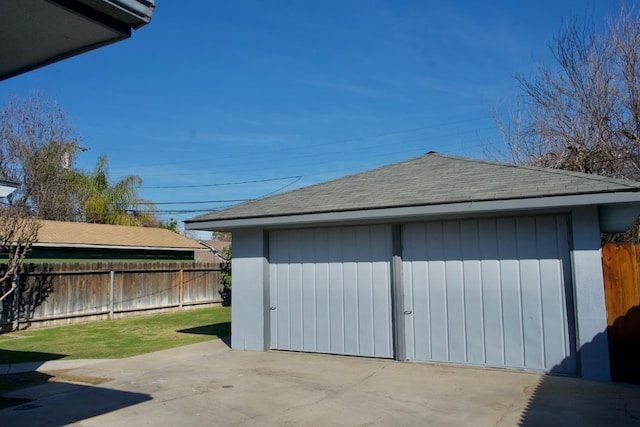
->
[187,151,640,224]
[428,152,640,189]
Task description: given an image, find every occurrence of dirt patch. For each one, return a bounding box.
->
[0,369,112,409]
[43,369,112,386]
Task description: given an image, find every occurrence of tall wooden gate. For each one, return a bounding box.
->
[602,243,640,384]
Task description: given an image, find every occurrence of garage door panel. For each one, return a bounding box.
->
[496,218,525,368]
[328,241,345,354]
[270,226,393,358]
[429,259,448,361]
[445,258,466,363]
[443,221,465,364]
[481,258,505,366]
[461,220,485,365]
[403,215,576,373]
[521,258,544,370]
[314,231,330,353]
[356,227,374,356]
[517,218,544,370]
[478,220,505,366]
[301,230,317,351]
[463,259,484,365]
[288,234,304,351]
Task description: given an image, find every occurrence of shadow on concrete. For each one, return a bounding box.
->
[0,380,152,424]
[609,305,640,384]
[221,336,231,348]
[0,349,66,365]
[177,322,230,338]
[519,305,640,426]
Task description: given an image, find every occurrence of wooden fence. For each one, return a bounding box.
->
[0,262,223,331]
[602,243,640,384]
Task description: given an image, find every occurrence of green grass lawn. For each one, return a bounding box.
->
[0,307,231,364]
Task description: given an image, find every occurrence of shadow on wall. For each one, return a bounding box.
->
[0,264,54,332]
[518,305,640,426]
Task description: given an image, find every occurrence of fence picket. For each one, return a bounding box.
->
[0,262,223,331]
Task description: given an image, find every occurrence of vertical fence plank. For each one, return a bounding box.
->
[110,270,115,319]
[603,243,640,384]
[0,262,223,330]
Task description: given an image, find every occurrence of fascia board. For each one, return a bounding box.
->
[33,243,201,252]
[185,191,640,231]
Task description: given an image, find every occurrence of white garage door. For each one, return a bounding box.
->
[402,215,577,373]
[269,225,394,358]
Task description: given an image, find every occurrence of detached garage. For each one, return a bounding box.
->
[186,153,640,381]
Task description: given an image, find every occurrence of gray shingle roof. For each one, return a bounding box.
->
[187,153,640,223]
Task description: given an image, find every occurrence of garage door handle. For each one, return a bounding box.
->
[270,306,276,310]
[404,310,412,315]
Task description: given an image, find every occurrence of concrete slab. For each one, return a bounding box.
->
[1,339,640,426]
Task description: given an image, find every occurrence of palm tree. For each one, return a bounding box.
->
[70,155,159,226]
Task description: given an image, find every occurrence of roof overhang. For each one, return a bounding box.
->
[186,191,640,233]
[33,243,204,252]
[0,0,155,81]
[0,179,20,198]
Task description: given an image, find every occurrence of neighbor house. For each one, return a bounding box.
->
[197,240,231,263]
[186,152,640,382]
[29,220,206,263]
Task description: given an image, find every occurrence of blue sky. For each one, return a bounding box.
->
[0,1,630,230]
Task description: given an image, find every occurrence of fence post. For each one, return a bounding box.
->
[179,268,184,308]
[110,270,115,320]
[12,274,20,331]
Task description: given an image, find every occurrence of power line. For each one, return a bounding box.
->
[255,176,302,198]
[137,199,251,205]
[143,175,302,189]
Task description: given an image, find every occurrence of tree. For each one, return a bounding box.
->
[493,6,640,179]
[160,218,179,233]
[219,245,231,306]
[0,93,82,220]
[70,155,160,226]
[0,203,39,330]
[212,231,232,241]
[492,6,640,241]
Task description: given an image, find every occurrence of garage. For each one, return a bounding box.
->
[269,225,393,358]
[186,152,640,381]
[402,216,576,373]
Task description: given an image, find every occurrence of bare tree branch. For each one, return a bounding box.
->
[0,204,39,311]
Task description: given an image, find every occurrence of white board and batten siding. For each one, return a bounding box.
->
[402,215,577,373]
[269,225,394,358]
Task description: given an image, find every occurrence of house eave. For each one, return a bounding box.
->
[185,192,640,232]
[33,243,203,252]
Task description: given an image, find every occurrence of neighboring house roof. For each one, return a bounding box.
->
[0,179,20,198]
[0,0,155,81]
[198,240,231,262]
[200,240,231,253]
[185,153,640,231]
[35,220,204,251]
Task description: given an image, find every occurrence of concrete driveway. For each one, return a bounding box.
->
[2,339,640,426]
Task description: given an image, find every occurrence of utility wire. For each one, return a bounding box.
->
[136,199,251,205]
[143,175,302,189]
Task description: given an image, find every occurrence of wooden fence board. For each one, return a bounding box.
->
[0,262,223,330]
[602,243,640,384]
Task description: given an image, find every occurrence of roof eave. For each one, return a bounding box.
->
[33,243,204,251]
[185,191,640,231]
